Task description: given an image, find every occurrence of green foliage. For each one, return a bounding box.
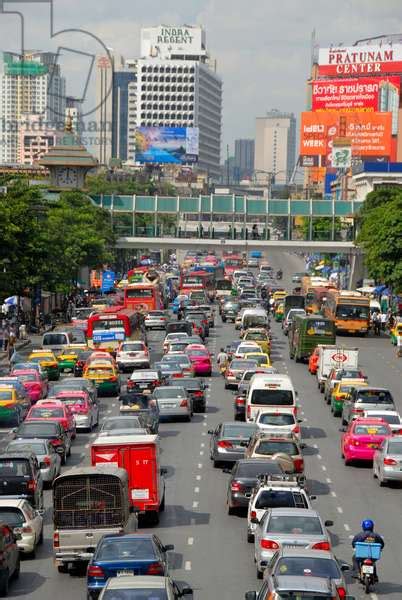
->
[86,173,177,197]
[358,191,402,291]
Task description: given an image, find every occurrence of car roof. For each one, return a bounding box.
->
[0,498,27,509]
[276,547,337,559]
[0,451,36,460]
[273,575,333,593]
[269,507,320,517]
[104,576,169,590]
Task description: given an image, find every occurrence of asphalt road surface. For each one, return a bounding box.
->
[3,251,402,599]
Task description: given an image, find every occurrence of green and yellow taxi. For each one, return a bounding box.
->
[0,385,28,425]
[274,301,285,322]
[83,360,120,396]
[28,349,60,381]
[242,328,271,355]
[390,321,402,345]
[330,379,368,417]
[57,345,89,372]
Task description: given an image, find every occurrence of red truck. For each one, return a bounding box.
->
[91,434,166,524]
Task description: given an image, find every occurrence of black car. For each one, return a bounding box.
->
[166,376,208,413]
[0,522,20,595]
[224,459,285,514]
[0,452,43,509]
[12,421,70,464]
[221,301,240,323]
[165,321,192,336]
[127,370,164,394]
[73,350,93,377]
[119,392,160,434]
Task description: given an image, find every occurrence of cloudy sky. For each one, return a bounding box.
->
[1,0,401,155]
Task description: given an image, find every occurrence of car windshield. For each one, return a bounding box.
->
[0,460,30,476]
[120,343,144,352]
[255,490,308,509]
[354,424,389,435]
[231,360,257,370]
[336,304,369,319]
[154,388,185,399]
[356,390,393,404]
[15,374,37,382]
[251,390,294,406]
[256,441,299,456]
[17,423,58,436]
[236,462,283,477]
[6,441,47,454]
[29,407,64,418]
[0,508,24,527]
[0,391,13,400]
[102,591,168,600]
[275,557,340,579]
[258,414,296,426]
[103,418,141,430]
[97,538,154,560]
[222,424,257,438]
[267,515,323,535]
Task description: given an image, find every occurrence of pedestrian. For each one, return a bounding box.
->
[252,224,258,240]
[2,324,9,352]
[371,310,381,336]
[7,335,15,362]
[380,312,387,332]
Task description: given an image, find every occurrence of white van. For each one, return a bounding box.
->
[241,308,269,331]
[246,373,297,422]
[42,331,74,355]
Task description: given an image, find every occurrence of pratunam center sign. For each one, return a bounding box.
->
[318,44,402,76]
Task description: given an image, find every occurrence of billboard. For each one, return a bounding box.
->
[311,76,400,112]
[318,44,402,76]
[141,26,204,59]
[300,112,392,160]
[135,127,199,164]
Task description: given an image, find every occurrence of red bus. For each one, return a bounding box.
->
[180,270,216,300]
[87,306,138,350]
[223,255,244,279]
[124,282,163,311]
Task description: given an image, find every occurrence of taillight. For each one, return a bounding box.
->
[312,541,331,551]
[193,391,203,397]
[293,458,304,473]
[50,438,63,447]
[146,562,164,575]
[22,526,33,534]
[247,405,251,418]
[227,371,234,378]
[250,510,257,519]
[235,397,245,405]
[218,440,233,448]
[351,439,360,446]
[293,425,300,434]
[61,419,69,430]
[53,532,59,548]
[384,457,397,465]
[352,408,364,414]
[87,565,105,578]
[43,456,51,467]
[393,429,402,435]
[260,539,279,550]
[336,586,347,599]
[109,376,118,382]
[231,481,243,492]
[27,480,36,492]
[180,399,188,407]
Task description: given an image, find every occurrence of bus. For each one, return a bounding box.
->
[86,306,138,350]
[180,270,216,300]
[305,286,336,314]
[215,278,233,300]
[223,255,244,279]
[322,290,370,335]
[123,282,163,312]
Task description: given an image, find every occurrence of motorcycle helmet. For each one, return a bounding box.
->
[362,519,374,532]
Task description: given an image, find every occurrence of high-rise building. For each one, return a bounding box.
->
[254,109,296,184]
[111,67,137,161]
[234,139,255,181]
[0,51,66,164]
[65,96,84,136]
[18,113,60,165]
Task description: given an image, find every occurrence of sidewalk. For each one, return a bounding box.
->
[0,338,32,366]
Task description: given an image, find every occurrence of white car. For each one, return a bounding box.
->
[363,410,402,434]
[235,342,261,358]
[166,340,190,355]
[116,341,150,372]
[163,332,189,353]
[144,310,168,330]
[255,410,303,440]
[0,498,43,556]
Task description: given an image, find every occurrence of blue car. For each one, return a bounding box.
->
[87,534,174,599]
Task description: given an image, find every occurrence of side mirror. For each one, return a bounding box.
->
[245,593,257,600]
[325,520,334,527]
[250,517,260,525]
[297,418,303,423]
[160,467,168,476]
[300,443,306,449]
[341,563,350,571]
[179,587,193,597]
[310,495,317,500]
[207,430,214,435]
[163,544,174,552]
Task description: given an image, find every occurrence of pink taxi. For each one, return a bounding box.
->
[185,344,212,377]
[341,418,392,465]
[55,390,99,432]
[11,369,47,403]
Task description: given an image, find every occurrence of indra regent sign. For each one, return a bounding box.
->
[156,27,194,44]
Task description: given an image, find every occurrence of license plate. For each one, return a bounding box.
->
[117,570,134,577]
[138,383,147,388]
[129,352,138,357]
[362,564,374,574]
[163,403,177,409]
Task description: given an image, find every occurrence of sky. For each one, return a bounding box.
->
[1,0,401,156]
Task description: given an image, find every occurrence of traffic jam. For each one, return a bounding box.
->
[0,251,400,599]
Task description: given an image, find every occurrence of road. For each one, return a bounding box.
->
[4,250,402,599]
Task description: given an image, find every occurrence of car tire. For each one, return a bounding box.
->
[213,460,222,468]
[160,493,165,512]
[38,528,44,545]
[0,571,9,597]
[61,451,67,465]
[29,545,36,559]
[57,565,68,574]
[256,567,263,580]
[227,504,236,516]
[247,532,254,543]
[379,477,387,487]
[13,558,20,580]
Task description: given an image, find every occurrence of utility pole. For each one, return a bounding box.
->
[226,144,230,186]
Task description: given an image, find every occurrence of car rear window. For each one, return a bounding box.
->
[357,390,393,404]
[6,441,47,454]
[120,395,154,409]
[251,390,294,406]
[245,332,267,341]
[255,490,308,509]
[121,343,144,352]
[0,391,13,400]
[222,424,257,438]
[236,462,283,477]
[86,367,113,376]
[130,372,158,381]
[0,460,30,476]
[29,407,64,418]
[256,441,299,456]
[258,413,296,426]
[103,418,142,430]
[267,515,323,535]
[387,442,402,454]
[231,360,257,370]
[188,350,209,357]
[43,334,68,346]
[354,424,390,435]
[275,557,340,579]
[154,388,186,399]
[58,397,86,406]
[18,422,59,436]
[16,374,37,382]
[102,591,168,600]
[0,508,24,527]
[97,538,155,560]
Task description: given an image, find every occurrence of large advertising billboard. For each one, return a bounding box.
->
[141,26,204,59]
[300,111,392,160]
[135,127,199,164]
[311,76,400,111]
[318,44,402,76]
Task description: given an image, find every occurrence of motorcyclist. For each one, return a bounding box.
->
[352,519,384,581]
[276,269,283,280]
[216,347,228,372]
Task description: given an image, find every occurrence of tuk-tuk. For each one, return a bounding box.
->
[289,315,336,362]
[53,466,137,572]
[274,301,285,322]
[390,321,402,345]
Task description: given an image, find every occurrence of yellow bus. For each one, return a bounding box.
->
[322,290,370,335]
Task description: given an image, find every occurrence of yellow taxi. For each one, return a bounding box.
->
[242,328,271,355]
[272,290,287,302]
[330,379,368,417]
[244,352,271,368]
[0,385,29,425]
[83,360,120,396]
[28,349,60,381]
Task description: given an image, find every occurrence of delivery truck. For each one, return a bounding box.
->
[316,345,359,392]
[91,434,166,524]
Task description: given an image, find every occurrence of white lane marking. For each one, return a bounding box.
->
[344,524,351,531]
[196,475,201,481]
[194,487,200,493]
[200,443,205,448]
[202,431,207,436]
[192,501,198,508]
[370,593,378,600]
[199,451,204,456]
[203,421,207,426]
[85,443,89,449]
[112,403,116,408]
[107,409,112,414]
[321,465,327,471]
[313,444,318,449]
[337,506,344,514]
[91,433,97,438]
[80,452,86,458]
[198,463,203,469]
[187,537,194,546]
[184,561,192,571]
[325,478,332,484]
[317,454,322,460]
[330,491,337,498]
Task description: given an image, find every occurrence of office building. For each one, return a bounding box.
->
[65,96,84,136]
[234,139,255,181]
[255,109,296,184]
[18,113,60,165]
[0,51,66,164]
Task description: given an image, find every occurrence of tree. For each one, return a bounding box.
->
[358,192,402,291]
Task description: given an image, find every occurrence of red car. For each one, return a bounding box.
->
[341,418,392,465]
[185,344,212,376]
[25,400,77,441]
[308,347,319,375]
[11,369,47,403]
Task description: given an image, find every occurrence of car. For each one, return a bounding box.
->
[25,400,77,441]
[185,344,212,376]
[283,309,306,336]
[341,418,392,465]
[341,386,395,426]
[12,420,70,465]
[56,347,82,373]
[255,410,303,440]
[27,349,60,381]
[254,508,334,578]
[0,498,43,557]
[184,315,206,340]
[245,433,305,474]
[184,309,210,336]
[86,351,117,368]
[0,452,44,509]
[373,434,402,485]
[198,304,215,327]
[161,354,194,377]
[163,333,190,353]
[0,521,20,595]
[208,422,258,468]
[166,377,207,413]
[247,258,259,268]
[55,390,99,432]
[153,386,192,421]
[242,328,271,355]
[119,392,160,433]
[12,363,47,382]
[324,367,368,404]
[50,377,98,404]
[166,340,191,355]
[83,361,120,397]
[86,533,174,599]
[100,415,149,435]
[221,301,240,323]
[144,310,167,330]
[0,385,30,426]
[244,352,271,368]
[10,369,48,403]
[225,359,258,390]
[97,576,192,600]
[127,370,164,394]
[73,350,93,377]
[262,548,349,598]
[234,368,278,421]
[116,341,150,372]
[5,438,61,487]
[225,459,285,515]
[330,380,368,417]
[154,361,184,380]
[363,410,402,434]
[245,575,343,600]
[235,342,262,358]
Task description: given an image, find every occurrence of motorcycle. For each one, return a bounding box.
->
[355,542,382,594]
[276,270,283,280]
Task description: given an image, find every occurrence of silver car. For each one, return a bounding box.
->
[100,415,150,435]
[254,508,333,577]
[342,386,395,426]
[5,438,61,486]
[209,422,258,467]
[373,435,402,485]
[116,341,150,372]
[153,386,192,421]
[144,310,168,330]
